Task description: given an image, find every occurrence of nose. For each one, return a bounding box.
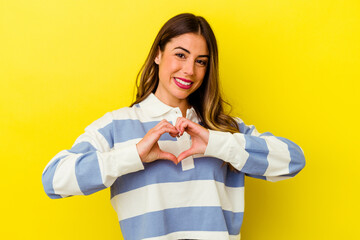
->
[182,59,194,76]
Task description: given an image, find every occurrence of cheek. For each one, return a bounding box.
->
[196,67,207,80]
[194,75,205,88]
[159,60,181,77]
[168,60,182,73]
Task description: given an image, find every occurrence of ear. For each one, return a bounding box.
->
[154,47,162,65]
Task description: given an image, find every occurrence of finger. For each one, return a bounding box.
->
[164,121,178,132]
[145,126,177,145]
[160,122,179,135]
[175,117,184,127]
[158,126,179,137]
[169,132,180,138]
[175,117,185,129]
[177,148,196,163]
[154,119,171,130]
[178,120,191,136]
[159,151,178,165]
[180,119,205,137]
[175,117,188,135]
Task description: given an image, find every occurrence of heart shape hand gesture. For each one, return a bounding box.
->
[136,117,209,164]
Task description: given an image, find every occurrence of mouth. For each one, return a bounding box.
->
[173,77,193,89]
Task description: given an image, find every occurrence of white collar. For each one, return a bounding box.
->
[139,93,197,120]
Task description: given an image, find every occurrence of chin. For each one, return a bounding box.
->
[173,91,191,100]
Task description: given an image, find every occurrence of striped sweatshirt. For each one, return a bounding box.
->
[42,93,305,240]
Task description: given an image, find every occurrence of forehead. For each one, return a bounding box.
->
[165,33,209,55]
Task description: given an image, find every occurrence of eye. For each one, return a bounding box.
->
[196,59,208,66]
[175,53,186,59]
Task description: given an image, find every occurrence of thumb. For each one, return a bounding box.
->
[158,151,178,165]
[177,148,196,163]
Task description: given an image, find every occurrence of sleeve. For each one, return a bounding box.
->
[204,118,305,182]
[41,112,145,199]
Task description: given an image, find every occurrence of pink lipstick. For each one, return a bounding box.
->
[173,77,193,89]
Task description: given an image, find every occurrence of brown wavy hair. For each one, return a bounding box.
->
[131,13,240,171]
[131,13,240,170]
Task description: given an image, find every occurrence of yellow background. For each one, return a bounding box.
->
[1,0,359,239]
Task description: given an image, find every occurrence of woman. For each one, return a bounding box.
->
[42,13,305,240]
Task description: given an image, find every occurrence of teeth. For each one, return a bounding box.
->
[175,78,192,86]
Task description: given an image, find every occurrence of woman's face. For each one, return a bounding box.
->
[154,33,209,106]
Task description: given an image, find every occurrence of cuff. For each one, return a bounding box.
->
[204,130,248,171]
[99,144,144,186]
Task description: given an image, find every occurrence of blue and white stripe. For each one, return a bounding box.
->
[42,93,305,239]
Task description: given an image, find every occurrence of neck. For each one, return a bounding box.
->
[154,92,190,117]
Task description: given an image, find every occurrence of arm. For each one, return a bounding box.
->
[204,118,305,182]
[41,113,145,199]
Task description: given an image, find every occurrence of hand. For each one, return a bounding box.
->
[175,117,209,163]
[136,119,179,165]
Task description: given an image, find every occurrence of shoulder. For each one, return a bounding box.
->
[85,105,139,131]
[233,116,244,125]
[232,116,258,135]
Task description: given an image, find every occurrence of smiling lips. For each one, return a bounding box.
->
[173,77,193,89]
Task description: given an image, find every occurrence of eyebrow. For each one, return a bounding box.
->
[174,46,209,58]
